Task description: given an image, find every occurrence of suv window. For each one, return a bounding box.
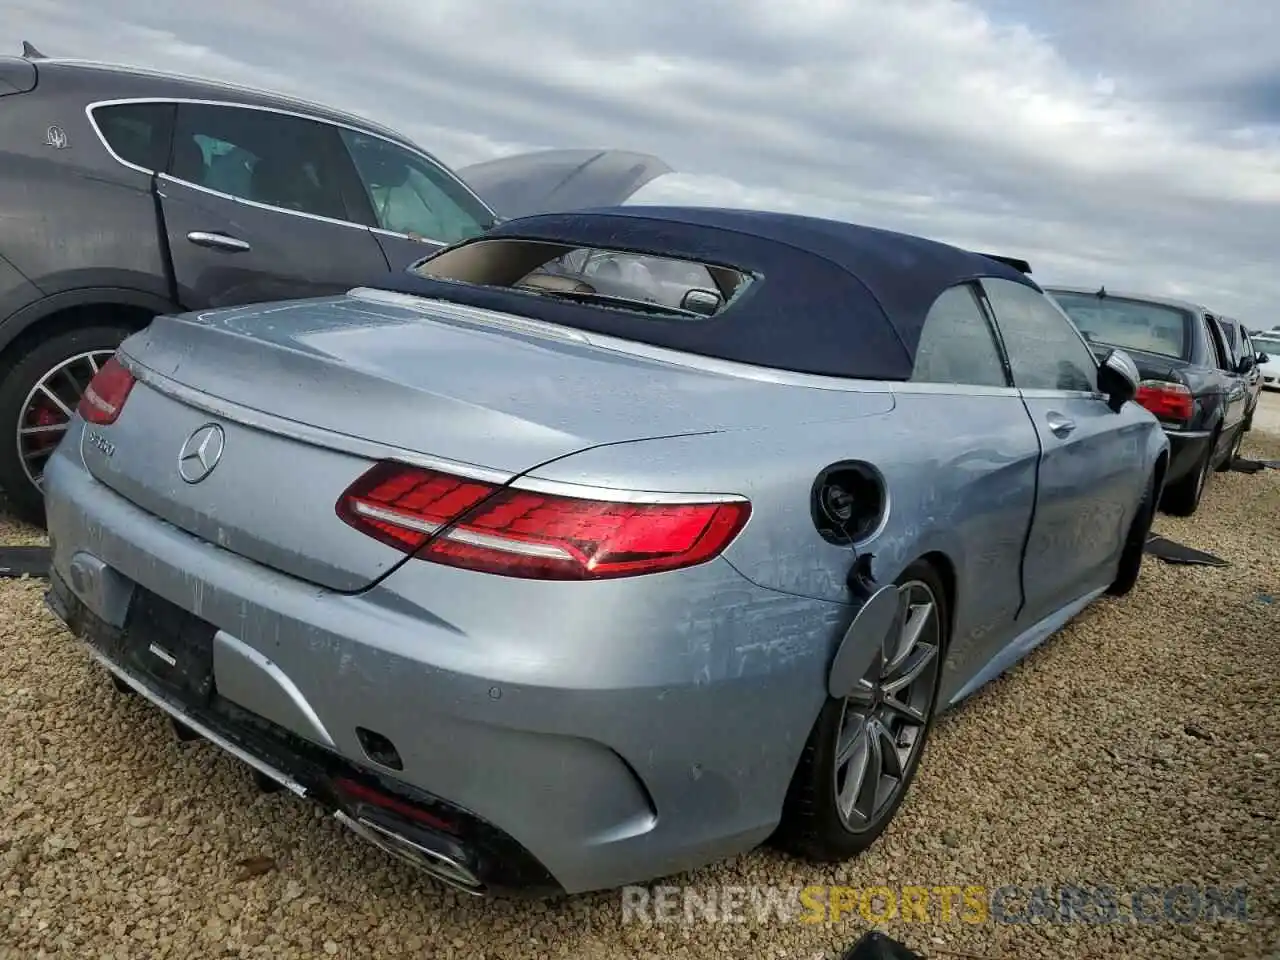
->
[94,102,175,173]
[170,104,354,222]
[340,131,493,244]
[981,278,1097,392]
[911,284,1009,387]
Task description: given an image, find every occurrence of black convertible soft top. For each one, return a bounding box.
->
[389,206,1039,381]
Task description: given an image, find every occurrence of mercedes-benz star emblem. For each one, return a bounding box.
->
[177,423,225,484]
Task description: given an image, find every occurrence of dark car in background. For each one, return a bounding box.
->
[1046,287,1250,517]
[1215,316,1264,428]
[0,46,672,523]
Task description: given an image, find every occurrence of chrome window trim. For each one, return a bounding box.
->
[84,96,495,242]
[1018,387,1110,402]
[347,288,1058,399]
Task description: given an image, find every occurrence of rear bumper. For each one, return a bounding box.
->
[45,568,553,896]
[42,441,842,895]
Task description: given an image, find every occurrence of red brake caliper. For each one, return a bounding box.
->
[26,401,65,455]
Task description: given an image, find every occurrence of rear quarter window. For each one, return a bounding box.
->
[92,102,176,173]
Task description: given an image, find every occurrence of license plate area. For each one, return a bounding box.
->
[121,588,217,705]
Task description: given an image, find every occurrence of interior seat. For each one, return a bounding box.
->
[516,273,596,294]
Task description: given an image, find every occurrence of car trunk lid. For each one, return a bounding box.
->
[85,290,893,591]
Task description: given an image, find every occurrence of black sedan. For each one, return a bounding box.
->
[1047,286,1250,517]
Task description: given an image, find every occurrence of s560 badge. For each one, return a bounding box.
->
[84,430,115,458]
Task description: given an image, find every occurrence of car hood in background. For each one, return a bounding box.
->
[456,149,674,220]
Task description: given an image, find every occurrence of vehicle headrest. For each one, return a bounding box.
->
[170,137,205,184]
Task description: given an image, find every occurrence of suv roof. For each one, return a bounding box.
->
[31,56,418,151]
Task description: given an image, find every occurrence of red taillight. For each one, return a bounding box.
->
[1134,380,1193,421]
[77,355,136,425]
[332,777,456,833]
[336,461,751,580]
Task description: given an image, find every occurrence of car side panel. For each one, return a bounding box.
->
[521,386,1043,706]
[0,76,171,308]
[0,253,41,321]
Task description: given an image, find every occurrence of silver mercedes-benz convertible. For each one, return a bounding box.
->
[43,206,1168,897]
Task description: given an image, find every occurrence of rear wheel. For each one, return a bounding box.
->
[1160,430,1216,517]
[0,326,131,525]
[1215,425,1244,472]
[773,560,946,862]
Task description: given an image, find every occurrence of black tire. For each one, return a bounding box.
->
[772,559,947,862]
[1160,429,1216,517]
[1108,468,1157,597]
[110,673,137,696]
[1214,425,1244,474]
[0,324,133,526]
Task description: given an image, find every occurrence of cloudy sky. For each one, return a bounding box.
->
[10,0,1279,326]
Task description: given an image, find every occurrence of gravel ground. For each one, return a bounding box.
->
[2,402,1278,959]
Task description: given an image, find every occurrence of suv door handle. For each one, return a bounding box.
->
[1046,412,1076,437]
[187,231,251,252]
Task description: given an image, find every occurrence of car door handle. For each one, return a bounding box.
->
[1046,412,1076,437]
[187,231,251,252]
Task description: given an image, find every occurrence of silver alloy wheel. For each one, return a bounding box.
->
[833,579,941,831]
[15,350,115,492]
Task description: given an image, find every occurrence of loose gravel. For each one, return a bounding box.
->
[3,399,1278,959]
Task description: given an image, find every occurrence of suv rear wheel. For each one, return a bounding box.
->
[0,325,132,525]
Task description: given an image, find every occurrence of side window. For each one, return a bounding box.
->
[170,104,355,222]
[1203,317,1232,370]
[981,278,1098,392]
[1213,323,1233,368]
[339,131,492,244]
[910,284,1009,387]
[93,102,175,172]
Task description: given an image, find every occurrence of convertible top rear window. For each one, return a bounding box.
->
[411,238,749,319]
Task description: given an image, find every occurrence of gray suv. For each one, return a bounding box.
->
[0,47,507,522]
[0,46,680,523]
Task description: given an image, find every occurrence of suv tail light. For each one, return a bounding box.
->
[1135,380,1193,422]
[337,461,751,580]
[77,355,136,425]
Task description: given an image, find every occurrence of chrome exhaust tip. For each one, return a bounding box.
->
[334,810,485,895]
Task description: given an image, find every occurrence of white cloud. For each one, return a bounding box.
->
[7,0,1279,325]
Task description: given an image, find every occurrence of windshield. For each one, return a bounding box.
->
[1051,292,1191,360]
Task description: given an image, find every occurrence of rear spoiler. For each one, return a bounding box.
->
[977,252,1031,274]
